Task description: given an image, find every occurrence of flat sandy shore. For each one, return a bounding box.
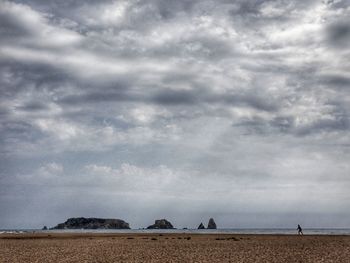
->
[1,233,350,262]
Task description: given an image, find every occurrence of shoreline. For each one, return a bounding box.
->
[2,228,350,236]
[1,232,350,239]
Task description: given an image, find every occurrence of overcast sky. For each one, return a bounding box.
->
[0,0,349,229]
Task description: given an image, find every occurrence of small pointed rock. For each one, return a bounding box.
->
[207,218,217,229]
[198,223,205,229]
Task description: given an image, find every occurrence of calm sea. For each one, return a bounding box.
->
[1,228,350,235]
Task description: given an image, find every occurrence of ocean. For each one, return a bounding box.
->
[1,228,350,235]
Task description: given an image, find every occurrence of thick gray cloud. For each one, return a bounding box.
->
[326,20,350,48]
[0,0,349,229]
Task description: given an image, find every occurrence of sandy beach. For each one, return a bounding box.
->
[1,233,350,263]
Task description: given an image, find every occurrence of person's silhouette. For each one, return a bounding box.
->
[297,224,303,235]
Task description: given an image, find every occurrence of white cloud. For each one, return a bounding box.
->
[0,1,82,47]
[94,1,130,26]
[35,118,81,141]
[38,162,64,176]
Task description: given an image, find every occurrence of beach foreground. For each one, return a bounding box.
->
[1,233,350,263]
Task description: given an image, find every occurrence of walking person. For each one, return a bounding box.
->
[297,224,303,235]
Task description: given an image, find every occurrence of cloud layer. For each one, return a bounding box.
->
[0,0,349,229]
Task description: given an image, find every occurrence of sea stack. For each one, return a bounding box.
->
[52,217,130,229]
[207,218,217,229]
[198,223,205,229]
[147,219,174,229]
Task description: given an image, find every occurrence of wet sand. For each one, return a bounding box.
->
[1,233,350,262]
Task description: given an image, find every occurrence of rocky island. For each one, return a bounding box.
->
[52,217,130,229]
[147,219,174,229]
[207,218,217,229]
[198,222,205,229]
